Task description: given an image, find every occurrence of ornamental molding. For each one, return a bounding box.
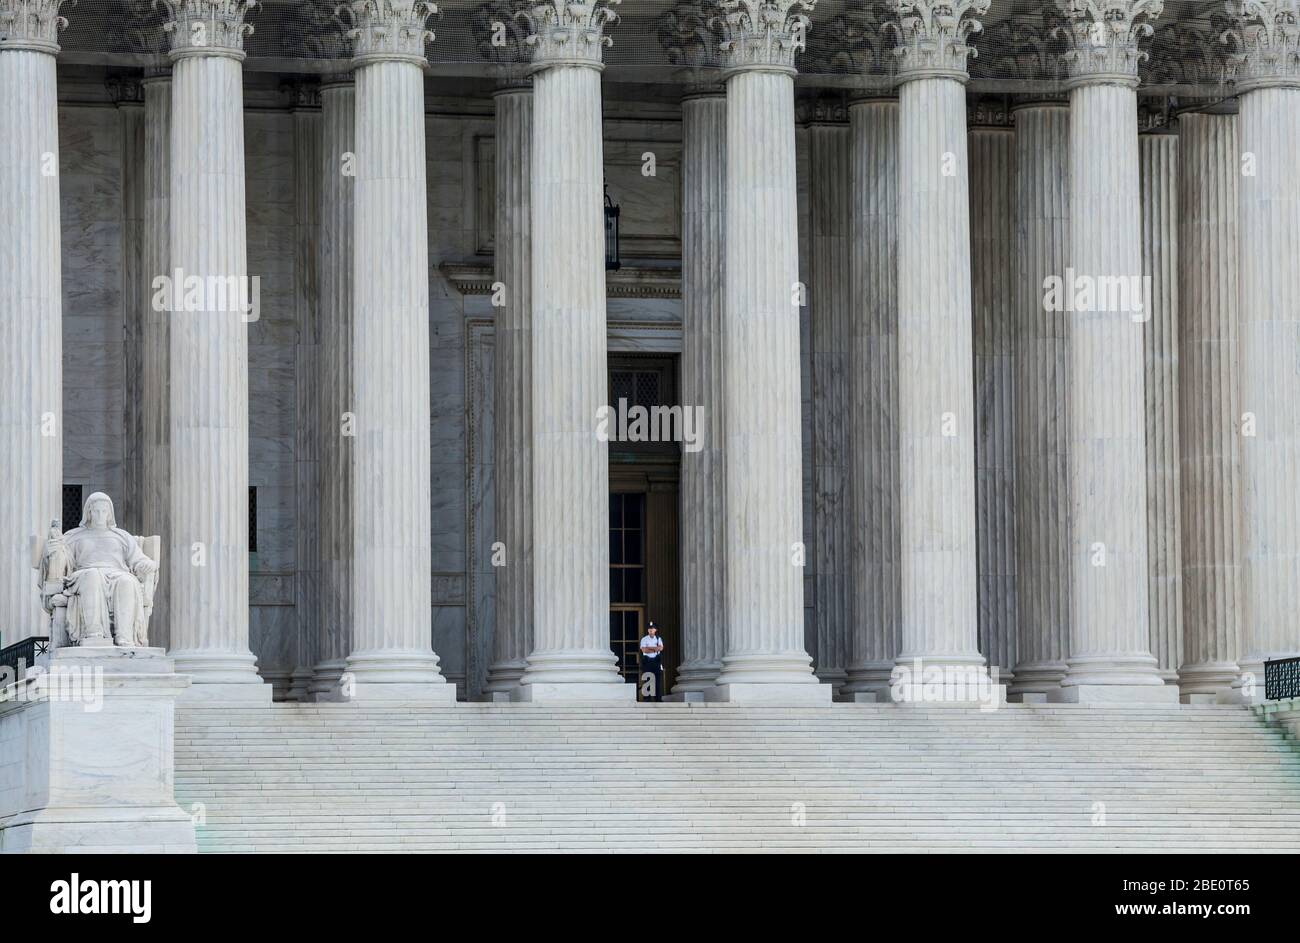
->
[521,0,620,72]
[1224,0,1300,90]
[716,0,816,76]
[340,1,437,66]
[156,0,256,61]
[106,73,146,103]
[1059,0,1164,88]
[967,93,1013,126]
[0,0,72,54]
[890,0,990,84]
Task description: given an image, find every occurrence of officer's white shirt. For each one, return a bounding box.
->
[640,634,663,658]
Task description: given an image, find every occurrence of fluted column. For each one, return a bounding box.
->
[484,82,533,696]
[0,2,65,643]
[968,109,1017,685]
[891,0,991,695]
[1230,0,1300,689]
[161,0,267,697]
[142,71,172,650]
[114,78,145,533]
[1057,0,1171,700]
[843,97,900,699]
[1138,125,1183,685]
[1010,101,1071,697]
[809,110,851,692]
[708,0,825,704]
[674,88,728,694]
[311,76,355,698]
[516,0,630,701]
[341,1,453,701]
[1176,109,1242,700]
[290,85,321,702]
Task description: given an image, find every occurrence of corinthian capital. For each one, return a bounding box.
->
[717,0,815,75]
[1059,0,1164,86]
[341,1,437,65]
[0,0,71,54]
[891,0,989,81]
[1225,0,1300,90]
[157,0,256,60]
[521,0,620,71]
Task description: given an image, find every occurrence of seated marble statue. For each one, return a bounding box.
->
[38,492,159,647]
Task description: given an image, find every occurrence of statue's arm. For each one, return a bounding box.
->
[122,530,157,578]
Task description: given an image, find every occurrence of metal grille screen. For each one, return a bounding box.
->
[49,1,1238,90]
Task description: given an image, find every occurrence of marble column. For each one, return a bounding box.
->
[808,109,851,693]
[1009,101,1071,697]
[342,1,454,702]
[484,82,534,697]
[483,82,533,697]
[0,2,65,643]
[1230,1,1300,689]
[843,97,901,700]
[142,71,172,651]
[674,88,728,695]
[1057,1,1172,701]
[290,85,321,702]
[1138,123,1183,685]
[1176,108,1242,701]
[311,76,355,699]
[706,0,825,705]
[161,0,267,698]
[891,0,991,695]
[968,106,1017,686]
[515,0,630,701]
[113,77,146,533]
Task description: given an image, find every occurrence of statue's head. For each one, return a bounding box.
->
[80,492,117,530]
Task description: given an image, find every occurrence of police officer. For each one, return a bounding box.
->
[639,621,664,702]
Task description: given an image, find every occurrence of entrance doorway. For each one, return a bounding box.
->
[608,355,681,698]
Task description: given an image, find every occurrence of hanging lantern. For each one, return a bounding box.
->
[604,183,621,272]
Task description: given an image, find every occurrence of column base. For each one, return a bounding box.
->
[1050,683,1181,704]
[308,659,346,701]
[1007,660,1068,700]
[482,658,527,697]
[511,681,636,704]
[287,667,314,702]
[671,659,723,694]
[170,648,269,687]
[663,691,706,703]
[703,682,833,706]
[840,661,895,701]
[837,690,879,703]
[1178,662,1241,702]
[346,681,458,704]
[344,649,447,686]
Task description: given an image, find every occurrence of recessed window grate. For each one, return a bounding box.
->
[249,486,258,553]
[61,485,82,531]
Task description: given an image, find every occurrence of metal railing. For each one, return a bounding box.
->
[1264,656,1300,701]
[0,636,50,684]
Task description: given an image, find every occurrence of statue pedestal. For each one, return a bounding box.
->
[0,646,196,853]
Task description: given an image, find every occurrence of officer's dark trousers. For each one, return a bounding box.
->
[639,655,663,702]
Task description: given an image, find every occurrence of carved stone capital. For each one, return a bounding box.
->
[1059,0,1164,88]
[1225,0,1300,91]
[658,0,725,77]
[341,1,437,67]
[0,0,71,55]
[717,0,815,76]
[473,0,533,77]
[521,0,620,72]
[891,0,990,84]
[972,5,1071,83]
[157,0,257,62]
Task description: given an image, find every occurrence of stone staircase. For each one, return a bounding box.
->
[173,701,1300,853]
